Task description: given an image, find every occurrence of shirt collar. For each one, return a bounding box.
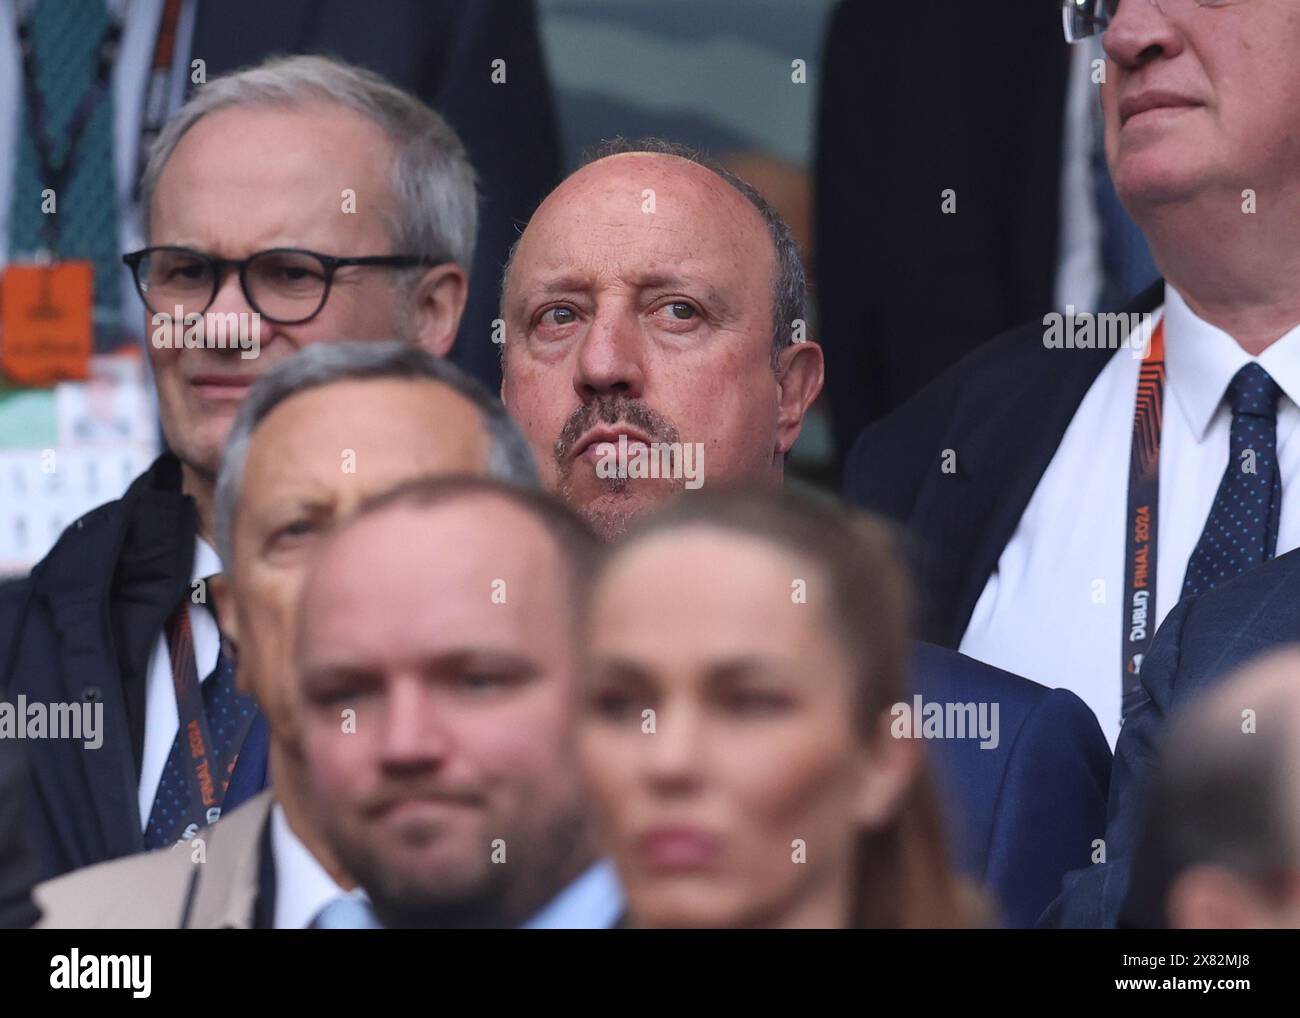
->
[193,535,222,584]
[270,802,349,929]
[520,859,624,930]
[1164,284,1300,442]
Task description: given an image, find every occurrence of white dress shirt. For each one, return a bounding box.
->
[271,803,349,930]
[960,286,1300,748]
[136,535,222,827]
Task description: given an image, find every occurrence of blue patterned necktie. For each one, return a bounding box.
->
[143,584,259,849]
[310,896,384,930]
[8,0,123,345]
[1180,364,1283,599]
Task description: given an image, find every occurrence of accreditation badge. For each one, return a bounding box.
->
[1,260,94,386]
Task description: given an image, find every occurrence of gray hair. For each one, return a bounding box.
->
[500,136,807,367]
[141,54,478,277]
[214,341,539,571]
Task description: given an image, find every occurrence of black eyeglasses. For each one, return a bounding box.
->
[1062,0,1235,43]
[1063,0,1119,41]
[122,246,445,325]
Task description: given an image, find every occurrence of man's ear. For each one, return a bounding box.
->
[774,340,825,457]
[411,263,469,357]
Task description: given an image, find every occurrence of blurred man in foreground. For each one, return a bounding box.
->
[296,477,619,928]
[34,343,533,927]
[1124,647,1300,929]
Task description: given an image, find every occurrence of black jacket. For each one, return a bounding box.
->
[844,283,1166,646]
[0,738,40,928]
[0,455,268,882]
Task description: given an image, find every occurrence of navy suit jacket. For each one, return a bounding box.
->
[1042,548,1300,927]
[911,642,1110,927]
[0,456,268,882]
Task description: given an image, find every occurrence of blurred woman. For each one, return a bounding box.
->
[578,488,981,928]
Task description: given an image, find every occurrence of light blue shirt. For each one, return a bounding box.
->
[520,859,624,930]
[310,857,624,929]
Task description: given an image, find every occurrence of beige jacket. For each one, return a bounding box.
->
[35,791,274,929]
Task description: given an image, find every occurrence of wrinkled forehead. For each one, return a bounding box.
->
[509,153,775,303]
[152,102,399,241]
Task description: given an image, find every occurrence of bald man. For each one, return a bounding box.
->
[499,137,823,540]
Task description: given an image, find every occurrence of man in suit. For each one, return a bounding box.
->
[34,341,539,927]
[295,478,621,929]
[497,137,1111,926]
[1120,647,1300,929]
[0,55,476,884]
[846,1,1300,752]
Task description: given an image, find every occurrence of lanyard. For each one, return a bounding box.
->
[15,2,124,256]
[1121,318,1166,718]
[133,0,183,203]
[163,598,257,838]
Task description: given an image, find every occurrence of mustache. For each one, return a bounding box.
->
[360,781,485,816]
[553,395,680,464]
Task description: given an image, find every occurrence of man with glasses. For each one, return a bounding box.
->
[0,53,476,883]
[845,0,1300,925]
